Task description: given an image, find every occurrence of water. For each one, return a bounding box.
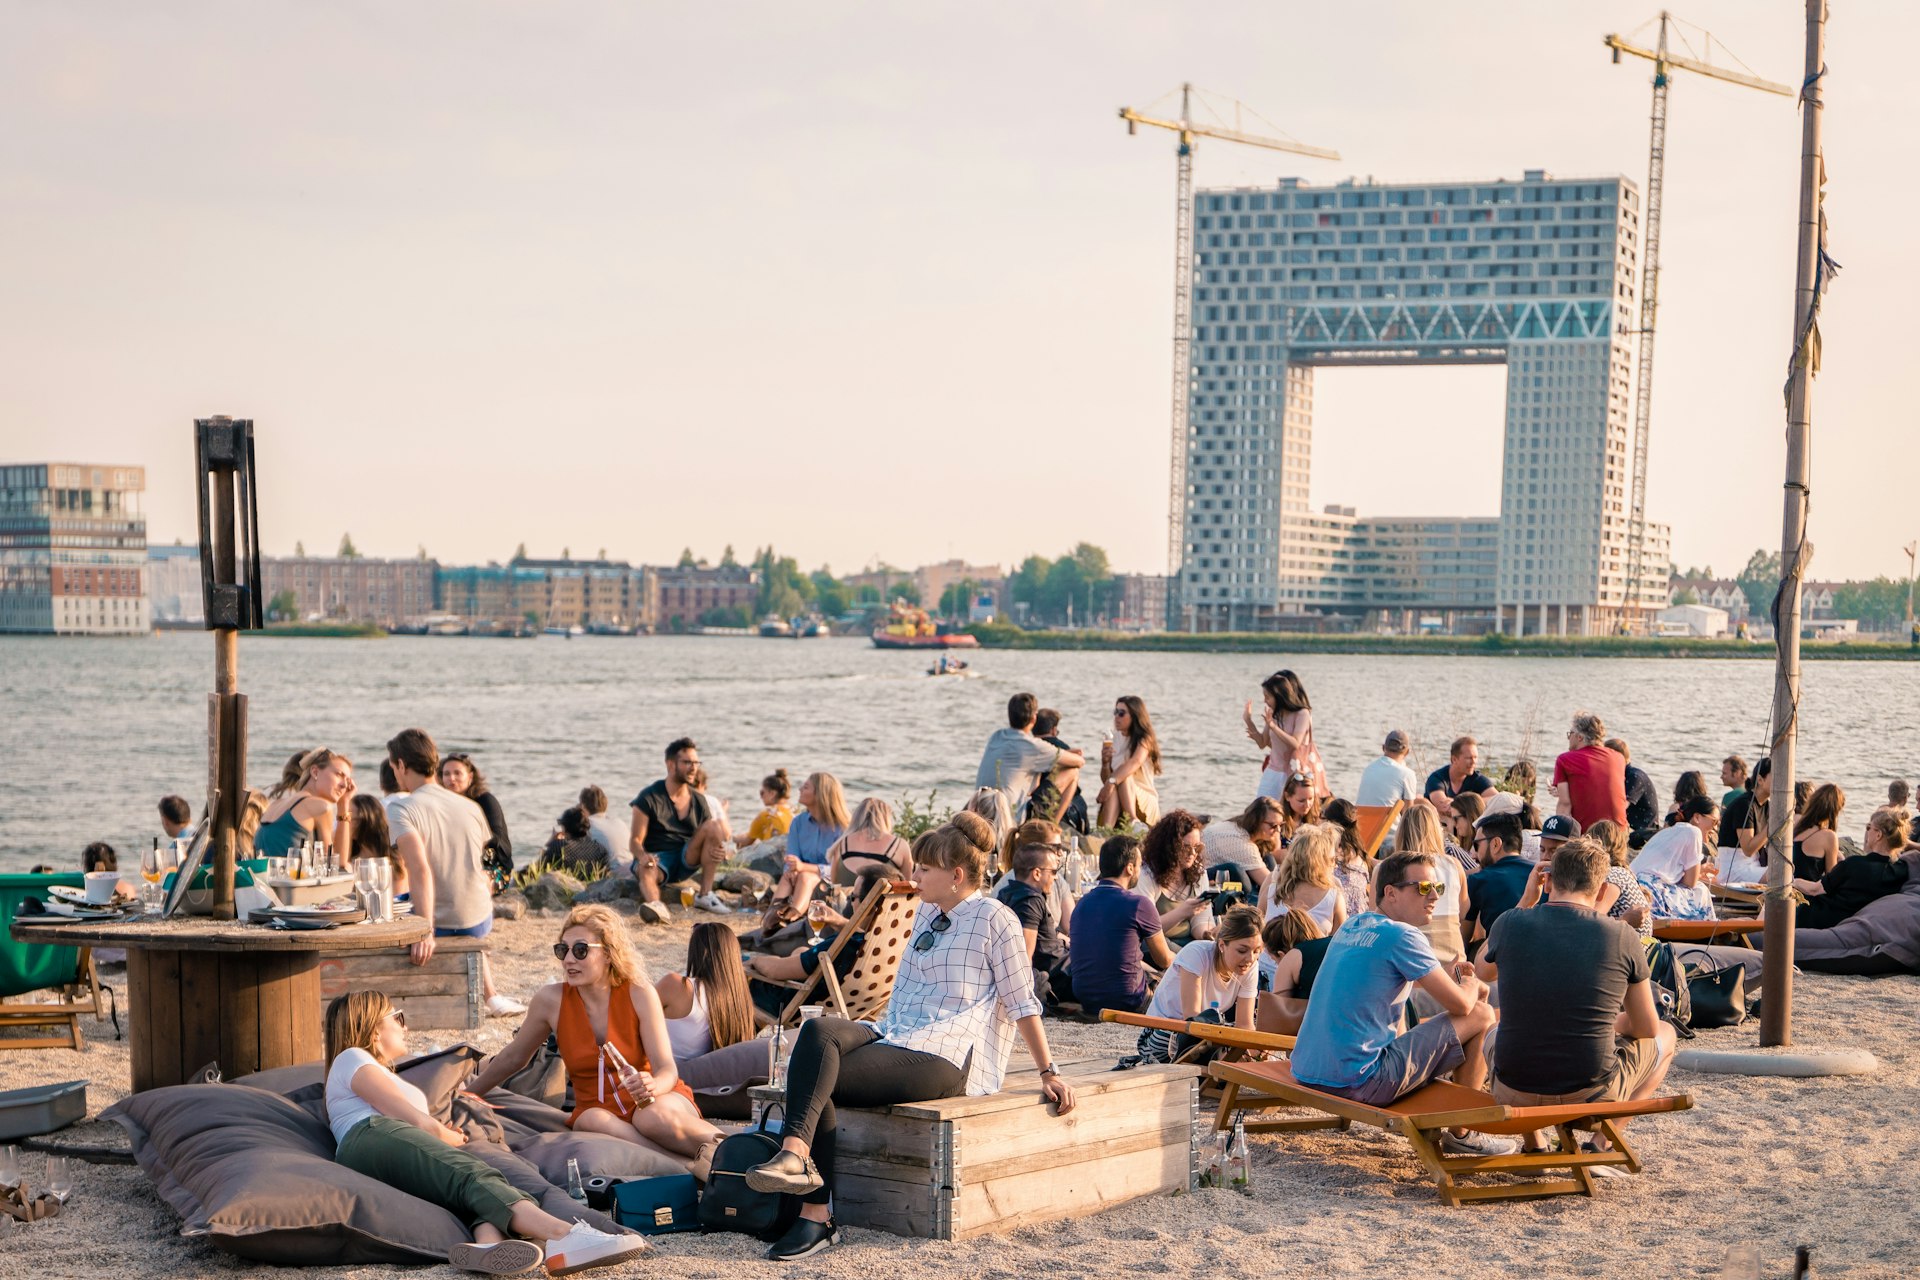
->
[1,632,1914,873]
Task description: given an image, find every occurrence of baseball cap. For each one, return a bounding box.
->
[1383,729,1410,753]
[1540,814,1581,841]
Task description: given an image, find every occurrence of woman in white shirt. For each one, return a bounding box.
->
[741,821,1076,1262]
[1097,696,1163,828]
[1384,803,1468,968]
[323,990,643,1276]
[1135,907,1262,1062]
[1632,797,1720,921]
[1137,810,1214,944]
[1259,823,1347,936]
[1200,797,1283,891]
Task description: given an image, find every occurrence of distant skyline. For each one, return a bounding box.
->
[4,3,1915,582]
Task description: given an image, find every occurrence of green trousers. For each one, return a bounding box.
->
[335,1116,530,1234]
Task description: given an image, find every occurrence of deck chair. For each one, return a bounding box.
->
[1101,1009,1296,1069]
[1352,802,1405,858]
[1207,1057,1693,1206]
[0,873,110,1051]
[762,880,920,1027]
[1653,918,1764,947]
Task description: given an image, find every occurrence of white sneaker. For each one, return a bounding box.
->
[545,1220,650,1275]
[694,892,728,912]
[1438,1129,1522,1157]
[485,994,528,1018]
[449,1239,545,1274]
[637,900,672,925]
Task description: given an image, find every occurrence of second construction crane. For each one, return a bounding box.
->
[1119,86,1339,583]
[1606,14,1790,628]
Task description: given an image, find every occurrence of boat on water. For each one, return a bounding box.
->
[542,624,586,638]
[790,616,830,638]
[927,657,976,677]
[871,600,977,649]
[758,615,792,638]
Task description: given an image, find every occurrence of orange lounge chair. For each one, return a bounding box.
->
[1352,802,1405,858]
[1653,918,1764,947]
[1206,1057,1693,1206]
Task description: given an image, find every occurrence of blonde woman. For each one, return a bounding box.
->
[466,905,724,1168]
[324,990,644,1274]
[829,797,911,901]
[256,747,353,857]
[1383,801,1469,972]
[1259,822,1347,936]
[764,772,849,930]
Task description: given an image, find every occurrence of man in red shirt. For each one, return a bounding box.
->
[1552,712,1627,830]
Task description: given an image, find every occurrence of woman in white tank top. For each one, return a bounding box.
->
[1257,823,1348,937]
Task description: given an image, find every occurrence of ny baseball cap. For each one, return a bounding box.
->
[1540,814,1581,841]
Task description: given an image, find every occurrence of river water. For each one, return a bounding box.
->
[2,633,1914,873]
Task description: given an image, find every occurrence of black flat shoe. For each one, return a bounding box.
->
[745,1149,824,1195]
[765,1216,840,1261]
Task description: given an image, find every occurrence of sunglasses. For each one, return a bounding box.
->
[912,910,953,953]
[1394,880,1446,898]
[384,1009,407,1028]
[552,941,607,960]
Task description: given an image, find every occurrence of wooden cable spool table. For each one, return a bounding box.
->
[10,914,428,1091]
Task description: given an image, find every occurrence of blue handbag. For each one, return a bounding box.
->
[611,1174,702,1234]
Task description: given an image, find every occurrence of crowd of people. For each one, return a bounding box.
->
[71,671,1919,1270]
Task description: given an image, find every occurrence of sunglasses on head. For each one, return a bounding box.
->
[1394,880,1446,898]
[912,910,953,953]
[553,941,606,960]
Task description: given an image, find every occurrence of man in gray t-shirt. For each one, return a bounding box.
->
[975,692,1083,817]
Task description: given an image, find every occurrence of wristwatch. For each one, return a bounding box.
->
[1038,1064,1059,1079]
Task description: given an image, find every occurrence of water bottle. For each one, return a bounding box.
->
[1203,1126,1227,1188]
[565,1157,586,1203]
[1225,1113,1252,1193]
[769,1025,788,1090]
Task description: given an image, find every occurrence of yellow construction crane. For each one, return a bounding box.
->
[1119,86,1339,581]
[1605,15,1790,629]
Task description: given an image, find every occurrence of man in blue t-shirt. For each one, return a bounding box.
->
[1291,849,1514,1156]
[1068,835,1175,1016]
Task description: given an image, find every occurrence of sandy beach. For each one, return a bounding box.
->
[5,906,1915,1280]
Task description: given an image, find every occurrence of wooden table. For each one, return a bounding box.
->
[10,915,428,1091]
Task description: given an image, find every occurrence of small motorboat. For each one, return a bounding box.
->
[927,658,975,677]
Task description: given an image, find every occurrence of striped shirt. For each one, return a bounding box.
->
[868,893,1042,1095]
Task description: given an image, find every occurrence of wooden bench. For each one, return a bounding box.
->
[753,1058,1201,1239]
[317,935,485,1030]
[1208,1057,1693,1206]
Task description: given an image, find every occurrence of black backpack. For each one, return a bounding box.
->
[697,1107,801,1240]
[1646,940,1696,1038]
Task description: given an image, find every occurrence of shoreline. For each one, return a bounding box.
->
[967,624,1920,660]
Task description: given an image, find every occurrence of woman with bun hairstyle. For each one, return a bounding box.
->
[745,768,797,845]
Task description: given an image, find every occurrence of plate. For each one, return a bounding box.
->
[266,916,341,931]
[43,900,122,919]
[48,886,95,904]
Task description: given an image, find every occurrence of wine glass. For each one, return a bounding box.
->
[806,900,828,948]
[45,1153,72,1202]
[0,1144,19,1189]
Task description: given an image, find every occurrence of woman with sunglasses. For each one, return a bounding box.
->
[742,821,1077,1261]
[466,904,723,1169]
[324,990,646,1274]
[1097,696,1162,829]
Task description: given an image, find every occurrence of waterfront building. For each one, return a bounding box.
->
[147,543,204,624]
[914,560,1005,616]
[653,564,757,630]
[262,554,436,627]
[1110,573,1171,631]
[0,462,149,635]
[1177,169,1671,635]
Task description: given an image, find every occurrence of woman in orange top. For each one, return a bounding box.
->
[467,904,722,1165]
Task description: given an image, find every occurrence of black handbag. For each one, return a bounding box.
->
[1687,963,1748,1029]
[697,1107,800,1240]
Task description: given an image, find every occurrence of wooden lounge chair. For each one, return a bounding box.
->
[1352,802,1405,858]
[1653,918,1765,947]
[760,880,919,1027]
[1101,1009,1296,1061]
[1,873,112,1051]
[1206,1057,1693,1205]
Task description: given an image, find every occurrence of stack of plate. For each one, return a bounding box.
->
[253,902,368,930]
[42,887,127,921]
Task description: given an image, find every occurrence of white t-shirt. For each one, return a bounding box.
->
[1633,824,1705,884]
[1355,755,1420,807]
[1137,863,1199,905]
[388,782,494,931]
[1201,820,1267,879]
[1146,940,1256,1020]
[587,814,633,872]
[324,1047,426,1145]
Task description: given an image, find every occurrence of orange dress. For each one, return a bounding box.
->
[558,982,695,1126]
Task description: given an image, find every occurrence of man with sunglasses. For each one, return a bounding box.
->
[1290,850,1515,1156]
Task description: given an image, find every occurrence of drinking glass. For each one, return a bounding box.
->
[0,1144,19,1188]
[806,900,828,947]
[141,845,164,887]
[45,1153,72,1202]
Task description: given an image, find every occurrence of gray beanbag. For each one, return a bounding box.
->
[105,1046,638,1266]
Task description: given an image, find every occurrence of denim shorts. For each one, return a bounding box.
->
[1316,1014,1465,1108]
[436,918,492,939]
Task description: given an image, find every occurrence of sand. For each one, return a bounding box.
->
[4,907,1915,1280]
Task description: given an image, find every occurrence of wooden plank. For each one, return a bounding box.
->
[255,951,295,1068]
[287,955,323,1063]
[141,948,183,1091]
[887,1063,1199,1120]
[960,1121,1192,1185]
[951,1089,1193,1178]
[126,950,154,1090]
[221,949,262,1079]
[832,1172,938,1238]
[949,1139,1192,1240]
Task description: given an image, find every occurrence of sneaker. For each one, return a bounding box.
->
[544,1221,650,1275]
[1587,1162,1628,1179]
[485,994,528,1018]
[449,1239,545,1275]
[1439,1129,1522,1157]
[764,1216,840,1262]
[744,1149,825,1196]
[637,900,672,925]
[694,891,729,912]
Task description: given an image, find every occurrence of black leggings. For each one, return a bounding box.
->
[1798,951,1914,976]
[782,1016,966,1205]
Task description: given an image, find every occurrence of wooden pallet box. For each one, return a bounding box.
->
[755,1060,1200,1240]
[317,935,484,1030]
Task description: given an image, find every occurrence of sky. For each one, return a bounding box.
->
[3,1,1915,583]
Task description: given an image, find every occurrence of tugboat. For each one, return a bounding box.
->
[871,600,978,650]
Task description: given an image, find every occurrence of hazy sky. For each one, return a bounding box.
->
[4,2,1914,582]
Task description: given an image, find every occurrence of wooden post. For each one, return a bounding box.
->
[1761,0,1829,1047]
[209,455,240,920]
